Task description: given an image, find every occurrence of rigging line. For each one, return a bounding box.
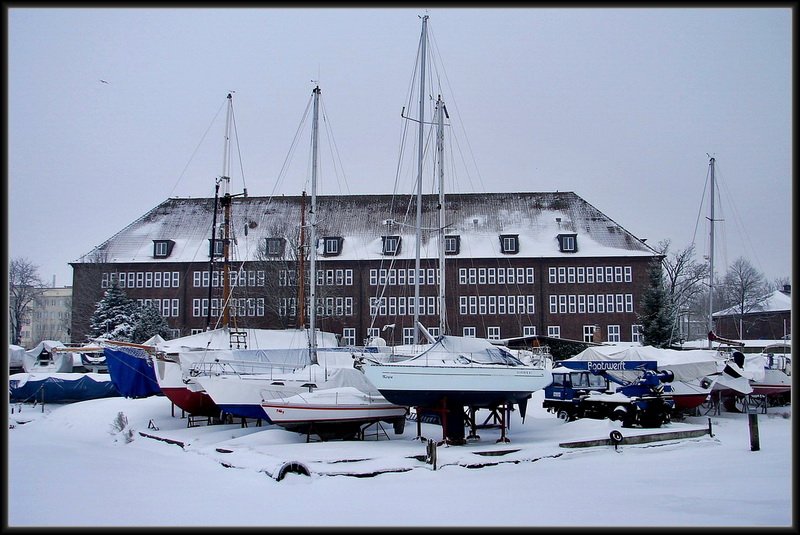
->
[229,103,248,194]
[714,161,764,275]
[320,98,351,195]
[691,162,711,253]
[426,23,486,193]
[269,94,314,198]
[166,98,227,198]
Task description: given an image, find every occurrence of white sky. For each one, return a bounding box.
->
[7,7,792,286]
[7,389,792,527]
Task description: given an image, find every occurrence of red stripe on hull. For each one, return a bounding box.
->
[672,393,709,411]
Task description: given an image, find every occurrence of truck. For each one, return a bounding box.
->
[542,360,675,428]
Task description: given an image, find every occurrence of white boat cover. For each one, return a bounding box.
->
[22,340,73,373]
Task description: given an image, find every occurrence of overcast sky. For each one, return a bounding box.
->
[7,7,792,288]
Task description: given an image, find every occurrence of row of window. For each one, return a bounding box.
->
[369,296,440,318]
[136,298,180,317]
[548,266,632,284]
[102,271,180,289]
[277,297,355,317]
[459,295,536,316]
[545,324,641,343]
[161,231,580,260]
[191,298,266,318]
[459,267,535,285]
[370,268,440,287]
[192,270,266,288]
[278,269,355,287]
[549,294,635,314]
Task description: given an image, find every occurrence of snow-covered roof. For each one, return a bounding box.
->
[72,192,657,266]
[713,289,792,317]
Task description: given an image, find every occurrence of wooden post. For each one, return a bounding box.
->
[748,413,760,451]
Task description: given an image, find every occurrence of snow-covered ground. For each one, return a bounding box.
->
[7,390,793,527]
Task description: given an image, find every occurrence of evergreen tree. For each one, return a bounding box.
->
[637,260,674,348]
[89,284,137,342]
[131,303,172,343]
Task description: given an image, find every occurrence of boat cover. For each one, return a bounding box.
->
[9,372,120,402]
[104,346,162,398]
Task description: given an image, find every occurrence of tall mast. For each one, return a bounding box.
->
[707,156,716,349]
[436,94,447,336]
[309,85,320,364]
[206,181,220,330]
[220,92,234,330]
[413,14,428,345]
[297,190,307,329]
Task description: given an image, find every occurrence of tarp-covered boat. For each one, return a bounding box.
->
[9,372,120,403]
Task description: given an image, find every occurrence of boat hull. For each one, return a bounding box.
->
[152,355,221,417]
[261,402,407,426]
[364,364,552,407]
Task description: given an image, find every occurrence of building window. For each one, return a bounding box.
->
[557,233,577,253]
[322,237,343,256]
[265,238,284,257]
[444,235,460,255]
[500,234,519,254]
[463,327,476,337]
[583,325,597,343]
[382,235,401,256]
[523,325,536,336]
[607,325,621,343]
[632,324,643,343]
[547,326,561,338]
[487,326,500,340]
[342,328,356,346]
[366,328,380,344]
[153,240,174,258]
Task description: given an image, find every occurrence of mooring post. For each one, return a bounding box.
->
[707,417,713,437]
[748,413,760,451]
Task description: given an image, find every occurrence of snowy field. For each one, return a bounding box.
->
[7,390,793,528]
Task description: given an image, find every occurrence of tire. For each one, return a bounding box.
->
[609,430,623,444]
[557,409,572,422]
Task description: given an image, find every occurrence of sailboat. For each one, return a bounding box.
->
[699,156,790,412]
[196,86,407,434]
[360,16,553,444]
[149,93,341,419]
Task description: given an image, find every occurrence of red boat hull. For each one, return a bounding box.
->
[161,386,220,417]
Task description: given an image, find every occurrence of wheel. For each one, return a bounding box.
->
[557,409,572,422]
[609,430,623,444]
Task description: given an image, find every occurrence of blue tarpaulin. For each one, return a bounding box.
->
[104,347,162,398]
[9,374,121,403]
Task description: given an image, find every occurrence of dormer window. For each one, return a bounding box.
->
[558,233,578,253]
[500,234,519,255]
[153,240,175,258]
[382,235,401,256]
[322,237,343,257]
[209,239,225,257]
[265,237,285,257]
[444,235,460,255]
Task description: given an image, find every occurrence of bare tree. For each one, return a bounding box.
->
[8,258,45,345]
[655,240,710,342]
[721,257,771,337]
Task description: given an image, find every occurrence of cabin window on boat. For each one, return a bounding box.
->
[500,234,519,254]
[382,235,401,256]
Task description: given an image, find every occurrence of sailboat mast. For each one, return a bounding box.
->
[414,14,428,345]
[297,190,307,329]
[206,181,220,330]
[309,85,320,363]
[220,93,234,330]
[436,95,447,336]
[707,156,716,349]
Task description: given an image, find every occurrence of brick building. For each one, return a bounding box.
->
[69,191,660,346]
